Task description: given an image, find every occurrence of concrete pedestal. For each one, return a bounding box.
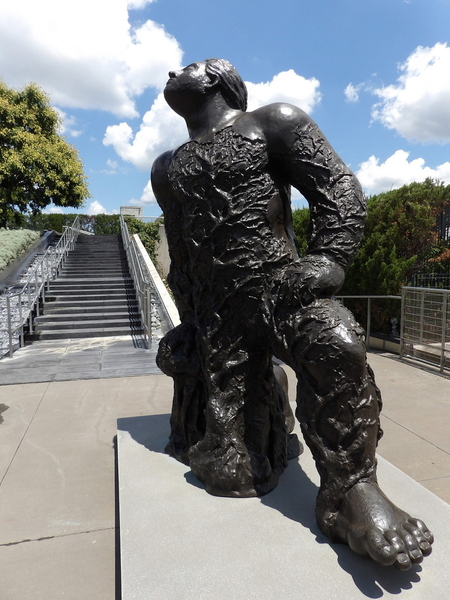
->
[117,412,450,599]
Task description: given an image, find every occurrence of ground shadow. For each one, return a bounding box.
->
[117,413,425,597]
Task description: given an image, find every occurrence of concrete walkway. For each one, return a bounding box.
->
[0,346,449,599]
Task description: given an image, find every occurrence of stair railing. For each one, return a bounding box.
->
[0,215,81,358]
[120,214,153,343]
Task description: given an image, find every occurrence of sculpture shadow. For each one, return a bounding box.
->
[117,414,423,597]
[117,413,172,454]
[260,450,423,597]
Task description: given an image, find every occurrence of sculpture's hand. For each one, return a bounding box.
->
[280,254,345,307]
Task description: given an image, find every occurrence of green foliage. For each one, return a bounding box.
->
[94,214,120,235]
[24,212,89,233]
[291,207,310,256]
[291,179,450,332]
[125,217,160,264]
[344,179,450,297]
[0,81,90,228]
[0,228,40,271]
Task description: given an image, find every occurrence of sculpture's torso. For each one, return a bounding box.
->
[166,127,297,312]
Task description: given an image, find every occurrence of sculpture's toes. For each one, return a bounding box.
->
[404,518,434,556]
[358,529,398,567]
[383,530,415,571]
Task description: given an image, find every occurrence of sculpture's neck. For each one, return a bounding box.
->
[184,94,242,143]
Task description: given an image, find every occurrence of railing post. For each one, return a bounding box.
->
[419,290,425,344]
[18,293,24,348]
[366,297,371,348]
[440,291,448,373]
[399,288,406,360]
[6,296,13,358]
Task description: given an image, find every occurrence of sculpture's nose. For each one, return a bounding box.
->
[168,71,177,79]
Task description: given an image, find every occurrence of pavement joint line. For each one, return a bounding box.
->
[0,381,51,486]
[0,526,116,547]
[420,475,450,482]
[381,414,450,457]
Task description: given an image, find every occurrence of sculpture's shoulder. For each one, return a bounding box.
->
[242,103,316,154]
[151,150,175,206]
[151,150,173,182]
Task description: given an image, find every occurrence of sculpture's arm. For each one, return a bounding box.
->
[263,104,365,271]
[151,151,195,323]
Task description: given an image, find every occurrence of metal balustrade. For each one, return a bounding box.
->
[120,215,153,343]
[400,286,450,372]
[0,216,80,358]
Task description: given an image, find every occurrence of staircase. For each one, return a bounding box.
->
[30,234,144,340]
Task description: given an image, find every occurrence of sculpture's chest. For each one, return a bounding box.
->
[168,128,272,201]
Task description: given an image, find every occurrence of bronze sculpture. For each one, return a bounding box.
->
[151,58,433,570]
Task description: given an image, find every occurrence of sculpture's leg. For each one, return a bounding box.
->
[187,313,289,498]
[274,297,433,570]
[156,323,207,464]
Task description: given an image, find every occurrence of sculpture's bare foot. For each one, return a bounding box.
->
[333,481,434,570]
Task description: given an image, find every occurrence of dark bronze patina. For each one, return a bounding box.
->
[151,59,434,570]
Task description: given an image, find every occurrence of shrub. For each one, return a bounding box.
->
[0,228,40,271]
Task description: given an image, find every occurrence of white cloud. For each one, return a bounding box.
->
[140,180,157,205]
[344,83,361,103]
[246,70,321,114]
[101,159,120,175]
[0,0,183,118]
[87,200,109,215]
[103,91,188,172]
[356,150,450,196]
[372,43,450,143]
[55,109,83,138]
[43,206,65,214]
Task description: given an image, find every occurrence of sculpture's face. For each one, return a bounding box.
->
[164,62,212,114]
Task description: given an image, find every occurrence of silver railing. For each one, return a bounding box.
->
[120,215,153,343]
[400,286,450,373]
[337,295,401,347]
[0,216,81,358]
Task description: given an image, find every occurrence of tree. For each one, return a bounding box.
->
[291,179,450,332]
[343,179,450,296]
[0,81,90,228]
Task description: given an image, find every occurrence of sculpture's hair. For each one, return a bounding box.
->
[204,58,248,112]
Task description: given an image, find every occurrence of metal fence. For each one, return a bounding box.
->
[400,286,450,372]
[120,214,153,343]
[410,273,450,290]
[0,216,80,358]
[337,295,401,346]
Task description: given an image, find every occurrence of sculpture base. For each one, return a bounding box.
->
[117,410,450,600]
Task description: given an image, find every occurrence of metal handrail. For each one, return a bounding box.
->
[120,214,153,343]
[0,215,81,358]
[337,294,402,347]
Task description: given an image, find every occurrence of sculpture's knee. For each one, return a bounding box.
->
[297,301,367,386]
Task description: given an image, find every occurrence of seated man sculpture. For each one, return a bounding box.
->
[151,58,433,570]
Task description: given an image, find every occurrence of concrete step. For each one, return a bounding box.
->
[59,267,129,274]
[36,311,140,323]
[46,292,136,303]
[44,302,139,314]
[47,284,135,294]
[28,325,145,340]
[34,317,142,331]
[50,276,133,284]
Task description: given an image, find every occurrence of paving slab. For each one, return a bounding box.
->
[0,382,48,481]
[117,411,450,600]
[0,336,161,385]
[0,529,116,600]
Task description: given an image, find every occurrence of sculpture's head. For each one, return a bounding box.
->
[164,58,247,115]
[203,58,247,111]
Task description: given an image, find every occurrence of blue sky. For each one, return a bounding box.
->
[1,0,450,217]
